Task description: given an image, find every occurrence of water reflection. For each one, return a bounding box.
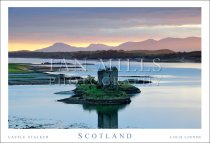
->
[83,104,128,129]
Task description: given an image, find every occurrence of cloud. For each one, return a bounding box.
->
[9,7,201,50]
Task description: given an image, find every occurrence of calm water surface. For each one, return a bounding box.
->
[9,58,201,128]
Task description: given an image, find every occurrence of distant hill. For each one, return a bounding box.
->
[86,44,113,51]
[34,37,201,52]
[115,37,200,52]
[35,43,82,52]
[35,43,113,52]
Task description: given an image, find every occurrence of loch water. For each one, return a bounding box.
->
[9,58,201,129]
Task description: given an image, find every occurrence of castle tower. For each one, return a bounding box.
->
[98,66,118,88]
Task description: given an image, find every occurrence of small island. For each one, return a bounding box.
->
[58,67,141,105]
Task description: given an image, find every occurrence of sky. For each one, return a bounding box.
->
[9,7,201,51]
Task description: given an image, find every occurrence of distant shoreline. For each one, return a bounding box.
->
[9,50,201,63]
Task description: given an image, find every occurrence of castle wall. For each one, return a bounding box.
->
[98,67,118,88]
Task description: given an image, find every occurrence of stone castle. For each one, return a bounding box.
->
[98,66,118,89]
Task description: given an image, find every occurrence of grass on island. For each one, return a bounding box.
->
[9,75,35,78]
[76,84,130,100]
[118,82,134,89]
[9,63,30,74]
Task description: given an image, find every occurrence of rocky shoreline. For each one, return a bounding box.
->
[58,96,131,105]
[57,84,140,105]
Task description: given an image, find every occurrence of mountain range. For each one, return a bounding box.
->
[35,37,201,52]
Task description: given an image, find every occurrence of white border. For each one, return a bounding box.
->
[1,1,209,142]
